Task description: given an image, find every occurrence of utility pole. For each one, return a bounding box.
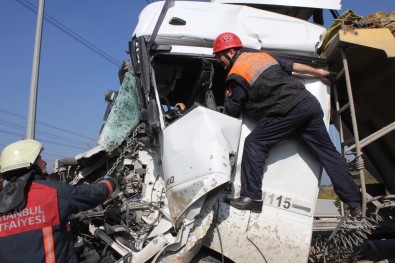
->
[26,0,46,139]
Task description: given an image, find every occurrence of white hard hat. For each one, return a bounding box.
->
[0,139,43,174]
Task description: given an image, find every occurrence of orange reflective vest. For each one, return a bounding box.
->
[226,52,309,119]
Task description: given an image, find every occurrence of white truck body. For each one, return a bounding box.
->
[134,1,331,54]
[66,1,365,262]
[129,1,334,261]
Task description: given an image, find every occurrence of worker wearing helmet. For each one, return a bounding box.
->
[214,32,361,217]
[0,139,116,263]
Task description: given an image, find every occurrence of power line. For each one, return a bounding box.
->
[0,129,88,151]
[0,119,92,147]
[0,108,97,141]
[16,0,120,66]
[15,0,122,67]
[39,137,88,151]
[0,93,100,139]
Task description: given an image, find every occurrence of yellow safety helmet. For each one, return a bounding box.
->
[0,139,43,174]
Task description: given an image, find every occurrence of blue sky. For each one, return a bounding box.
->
[1,0,394,173]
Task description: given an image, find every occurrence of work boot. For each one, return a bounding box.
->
[224,196,263,213]
[350,206,362,218]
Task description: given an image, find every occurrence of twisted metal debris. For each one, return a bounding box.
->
[310,195,395,262]
[310,213,382,262]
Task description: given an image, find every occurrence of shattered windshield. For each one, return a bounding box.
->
[98,72,140,151]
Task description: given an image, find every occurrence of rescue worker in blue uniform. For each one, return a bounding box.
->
[0,139,116,263]
[213,32,362,217]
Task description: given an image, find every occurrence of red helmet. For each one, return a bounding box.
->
[213,32,243,54]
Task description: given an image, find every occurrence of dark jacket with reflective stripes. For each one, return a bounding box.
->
[226,51,310,120]
[0,174,114,263]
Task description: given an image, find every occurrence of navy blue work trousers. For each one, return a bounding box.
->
[240,94,361,209]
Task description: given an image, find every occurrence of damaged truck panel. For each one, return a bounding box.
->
[134,1,328,55]
[161,106,241,222]
[53,1,395,263]
[205,79,331,262]
[64,0,334,262]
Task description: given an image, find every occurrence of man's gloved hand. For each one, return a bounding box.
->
[100,175,117,195]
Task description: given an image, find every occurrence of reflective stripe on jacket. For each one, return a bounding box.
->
[226,51,310,120]
[0,175,113,263]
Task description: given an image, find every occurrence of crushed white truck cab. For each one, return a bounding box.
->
[57,1,395,262]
